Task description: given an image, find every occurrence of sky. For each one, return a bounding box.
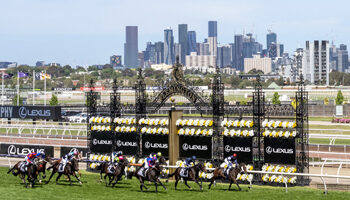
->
[0,0,349,67]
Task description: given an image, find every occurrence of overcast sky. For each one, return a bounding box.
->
[0,0,349,66]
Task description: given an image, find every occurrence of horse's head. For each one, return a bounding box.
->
[72,158,80,171]
[239,163,247,174]
[75,152,82,161]
[154,162,163,172]
[44,155,52,164]
[196,162,207,173]
[158,156,167,165]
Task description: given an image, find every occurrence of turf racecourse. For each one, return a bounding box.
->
[1,167,349,200]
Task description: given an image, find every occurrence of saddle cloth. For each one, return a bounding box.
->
[19,162,27,172]
[107,164,118,174]
[58,163,65,173]
[180,168,189,177]
[137,167,148,177]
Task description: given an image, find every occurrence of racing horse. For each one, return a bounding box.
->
[46,157,82,186]
[109,159,129,187]
[168,162,207,190]
[208,163,248,191]
[8,159,38,188]
[36,155,53,183]
[48,152,82,180]
[135,162,167,192]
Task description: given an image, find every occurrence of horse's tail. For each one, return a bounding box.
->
[7,166,15,174]
[168,171,176,178]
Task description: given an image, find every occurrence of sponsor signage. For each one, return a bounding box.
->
[53,88,73,91]
[115,133,138,155]
[0,143,54,156]
[179,136,212,159]
[224,137,252,163]
[90,131,113,153]
[0,106,61,120]
[60,147,88,158]
[264,138,296,165]
[142,135,168,157]
[80,87,105,91]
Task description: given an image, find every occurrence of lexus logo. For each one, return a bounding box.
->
[19,107,27,119]
[117,140,122,147]
[182,143,189,151]
[225,145,251,153]
[7,145,16,155]
[266,146,293,154]
[266,146,272,154]
[93,139,98,145]
[145,142,151,149]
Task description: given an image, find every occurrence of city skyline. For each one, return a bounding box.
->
[0,0,349,66]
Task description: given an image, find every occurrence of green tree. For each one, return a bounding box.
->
[13,94,23,106]
[272,92,281,104]
[49,94,58,105]
[335,90,344,105]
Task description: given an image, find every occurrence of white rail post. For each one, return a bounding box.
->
[320,175,327,194]
[336,162,343,184]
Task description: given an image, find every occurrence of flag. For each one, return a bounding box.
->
[39,72,51,80]
[3,73,13,79]
[18,72,29,78]
[35,72,41,80]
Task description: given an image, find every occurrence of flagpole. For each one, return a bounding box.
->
[1,72,3,124]
[33,70,35,105]
[17,71,19,106]
[44,70,46,106]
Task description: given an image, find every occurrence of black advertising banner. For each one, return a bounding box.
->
[115,133,138,155]
[90,131,114,153]
[0,106,61,120]
[142,135,168,157]
[224,137,252,164]
[60,147,88,158]
[264,138,295,165]
[179,136,212,159]
[0,143,54,157]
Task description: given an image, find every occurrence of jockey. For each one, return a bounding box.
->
[185,156,196,167]
[224,153,238,175]
[156,152,162,161]
[141,154,156,176]
[61,149,78,167]
[21,152,37,172]
[111,152,118,163]
[37,152,45,159]
[116,151,123,157]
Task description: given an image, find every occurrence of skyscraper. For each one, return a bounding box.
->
[208,21,217,57]
[266,31,277,54]
[217,45,232,68]
[154,42,164,64]
[124,26,139,68]
[187,31,197,54]
[337,44,349,72]
[178,24,188,64]
[303,40,330,85]
[164,28,174,64]
[234,34,244,71]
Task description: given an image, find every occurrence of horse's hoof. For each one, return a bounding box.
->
[39,180,42,184]
[189,187,193,190]
[79,182,82,185]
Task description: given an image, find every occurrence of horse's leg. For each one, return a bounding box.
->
[195,178,202,190]
[175,177,179,190]
[104,174,108,186]
[46,170,56,184]
[154,181,158,193]
[234,178,241,191]
[228,180,233,191]
[22,174,28,188]
[184,179,192,190]
[73,172,82,185]
[139,177,144,192]
[67,175,72,186]
[208,176,216,189]
[108,175,114,186]
[56,173,63,184]
[157,178,167,190]
[100,172,103,182]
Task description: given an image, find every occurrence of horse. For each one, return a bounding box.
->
[48,152,82,180]
[208,163,248,191]
[36,155,53,183]
[109,159,129,187]
[8,159,38,188]
[46,157,82,186]
[135,162,167,192]
[168,162,207,190]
